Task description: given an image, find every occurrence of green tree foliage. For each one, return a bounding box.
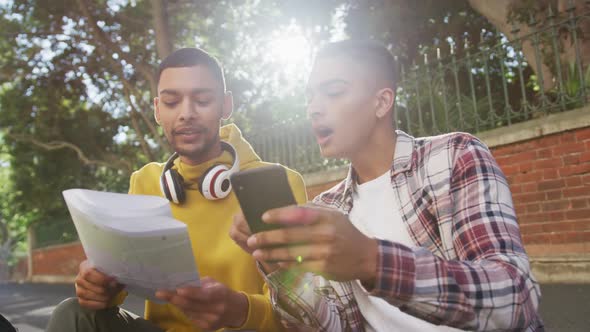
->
[342,0,495,66]
[0,0,335,256]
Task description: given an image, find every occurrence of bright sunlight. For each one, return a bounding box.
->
[266,23,314,80]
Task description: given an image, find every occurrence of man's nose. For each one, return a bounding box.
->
[306,98,323,120]
[178,99,197,120]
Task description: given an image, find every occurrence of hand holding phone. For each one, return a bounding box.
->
[230,165,297,233]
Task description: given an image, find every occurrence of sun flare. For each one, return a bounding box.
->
[266,24,313,77]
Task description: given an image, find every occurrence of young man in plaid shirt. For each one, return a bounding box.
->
[230,40,544,331]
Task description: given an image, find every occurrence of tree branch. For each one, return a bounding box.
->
[75,0,157,95]
[118,73,170,154]
[122,87,156,160]
[115,11,148,27]
[7,133,133,173]
[467,0,553,90]
[75,0,171,156]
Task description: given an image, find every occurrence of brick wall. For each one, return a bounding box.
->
[11,256,28,280]
[493,127,590,257]
[31,242,86,276]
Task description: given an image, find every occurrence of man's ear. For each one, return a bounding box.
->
[221,91,234,120]
[375,88,395,119]
[153,97,161,125]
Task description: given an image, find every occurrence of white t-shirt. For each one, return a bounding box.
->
[348,171,463,332]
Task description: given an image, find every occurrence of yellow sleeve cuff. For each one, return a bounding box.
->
[108,290,128,308]
[228,292,281,331]
[286,169,308,204]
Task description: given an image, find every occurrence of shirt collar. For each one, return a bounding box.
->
[341,130,415,205]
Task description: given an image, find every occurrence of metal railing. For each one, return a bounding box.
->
[247,7,590,174]
[247,121,347,174]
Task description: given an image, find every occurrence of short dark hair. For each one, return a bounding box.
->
[316,39,398,90]
[157,47,226,91]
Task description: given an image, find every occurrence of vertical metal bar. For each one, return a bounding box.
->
[512,24,530,120]
[483,43,495,130]
[292,122,299,171]
[301,122,308,173]
[465,41,480,133]
[274,126,285,164]
[394,88,401,130]
[401,65,413,136]
[413,61,425,135]
[273,126,279,163]
[437,48,451,132]
[425,53,439,134]
[301,127,308,174]
[305,126,317,170]
[266,128,272,163]
[499,50,513,126]
[450,43,465,130]
[297,122,304,173]
[311,126,318,173]
[265,128,271,163]
[404,102,412,135]
[302,122,311,173]
[568,2,587,104]
[393,99,399,130]
[548,5,567,111]
[286,124,294,169]
[260,131,268,163]
[284,127,289,166]
[529,13,549,112]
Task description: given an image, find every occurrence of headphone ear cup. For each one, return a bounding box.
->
[162,168,186,204]
[199,164,230,200]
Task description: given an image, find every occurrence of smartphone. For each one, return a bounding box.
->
[230,165,297,233]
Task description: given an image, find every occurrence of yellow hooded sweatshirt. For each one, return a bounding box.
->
[124,124,307,331]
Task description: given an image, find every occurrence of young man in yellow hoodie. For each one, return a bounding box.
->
[46,48,307,332]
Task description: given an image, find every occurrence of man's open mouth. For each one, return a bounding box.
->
[313,126,334,145]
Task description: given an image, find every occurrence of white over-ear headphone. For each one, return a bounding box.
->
[160,141,240,204]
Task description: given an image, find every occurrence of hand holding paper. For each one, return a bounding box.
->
[74,260,125,310]
[155,277,248,330]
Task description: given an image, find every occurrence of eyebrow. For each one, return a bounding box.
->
[306,79,349,95]
[159,88,216,96]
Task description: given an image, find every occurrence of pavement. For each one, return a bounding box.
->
[0,282,588,331]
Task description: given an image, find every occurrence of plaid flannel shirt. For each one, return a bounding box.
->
[261,130,543,331]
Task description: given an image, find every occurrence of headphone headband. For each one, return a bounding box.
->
[221,141,240,175]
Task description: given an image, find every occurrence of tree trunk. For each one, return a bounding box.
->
[27,227,35,281]
[152,0,173,60]
[0,243,11,281]
[0,220,12,281]
[468,0,590,92]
